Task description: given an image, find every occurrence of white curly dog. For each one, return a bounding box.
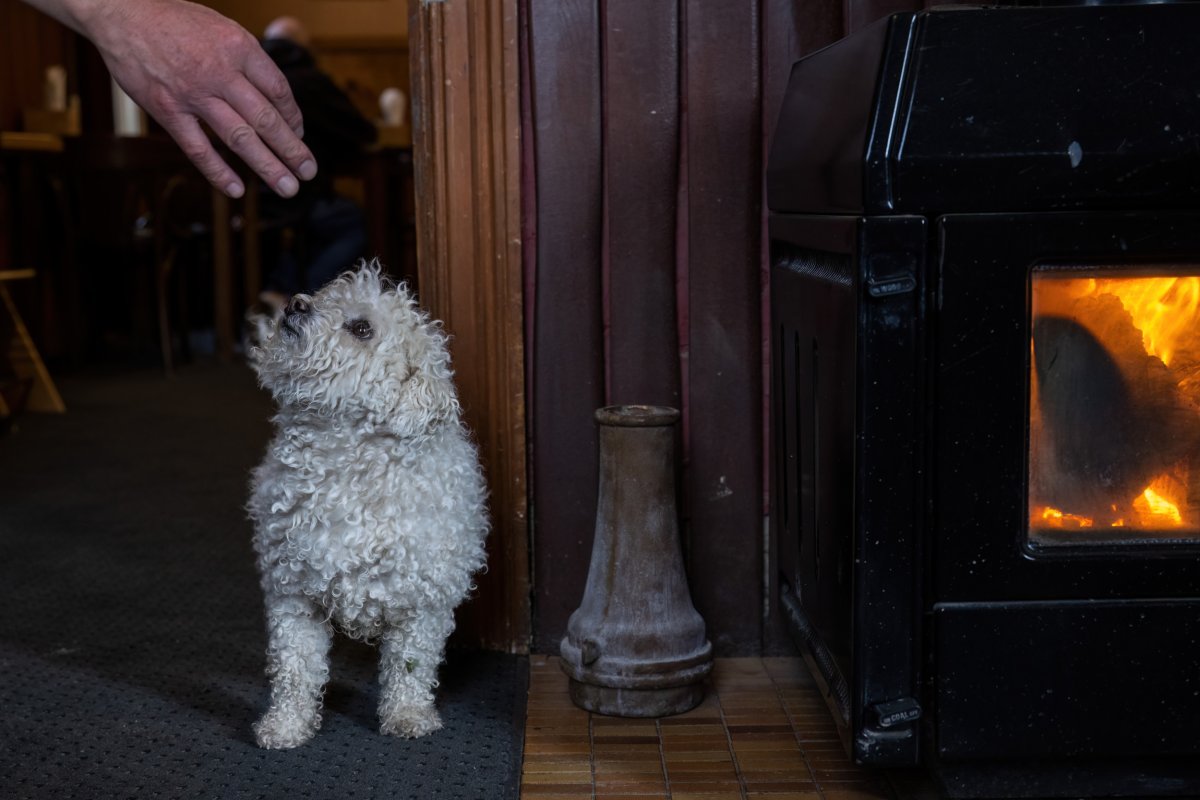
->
[247,263,488,750]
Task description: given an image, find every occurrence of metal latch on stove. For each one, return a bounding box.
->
[866,273,916,298]
[872,697,922,728]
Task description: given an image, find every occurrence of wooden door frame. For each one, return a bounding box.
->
[408,0,529,652]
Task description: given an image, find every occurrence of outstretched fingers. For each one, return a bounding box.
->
[223,75,317,186]
[199,93,307,198]
[159,111,245,198]
[243,48,306,138]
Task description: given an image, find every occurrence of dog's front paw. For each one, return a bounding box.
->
[380,704,443,739]
[254,707,320,749]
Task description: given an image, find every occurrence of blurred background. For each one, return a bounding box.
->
[0,0,414,373]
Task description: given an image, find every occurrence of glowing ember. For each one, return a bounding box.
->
[1033,473,1187,532]
[1038,506,1094,528]
[1133,486,1183,526]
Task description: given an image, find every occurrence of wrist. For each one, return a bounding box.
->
[55,0,144,51]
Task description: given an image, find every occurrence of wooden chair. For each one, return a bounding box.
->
[0,268,65,416]
[1,133,66,419]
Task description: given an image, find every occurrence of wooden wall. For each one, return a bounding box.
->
[524,0,927,655]
[200,0,407,42]
[0,1,78,133]
[309,37,409,126]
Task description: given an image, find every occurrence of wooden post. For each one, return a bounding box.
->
[408,0,530,652]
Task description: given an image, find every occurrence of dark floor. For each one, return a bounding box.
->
[0,363,526,800]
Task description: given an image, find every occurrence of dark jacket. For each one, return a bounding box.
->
[260,38,378,205]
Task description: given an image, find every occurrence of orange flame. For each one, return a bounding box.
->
[1072,276,1200,367]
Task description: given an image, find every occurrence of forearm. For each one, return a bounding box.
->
[19,0,135,45]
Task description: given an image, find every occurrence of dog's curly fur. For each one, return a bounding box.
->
[246,263,488,750]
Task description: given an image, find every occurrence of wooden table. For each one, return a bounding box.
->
[1,132,257,366]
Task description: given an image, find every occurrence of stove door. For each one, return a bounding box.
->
[934,212,1200,768]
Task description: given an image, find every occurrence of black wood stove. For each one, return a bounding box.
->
[767,3,1200,797]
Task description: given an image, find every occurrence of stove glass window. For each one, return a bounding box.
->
[1029,269,1200,546]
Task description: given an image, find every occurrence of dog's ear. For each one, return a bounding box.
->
[371,285,459,438]
[243,309,278,375]
[379,367,460,439]
[397,371,458,437]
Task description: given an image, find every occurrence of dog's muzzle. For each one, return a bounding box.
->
[281,295,312,337]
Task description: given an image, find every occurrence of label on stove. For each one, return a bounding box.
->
[874,698,922,727]
[866,274,916,297]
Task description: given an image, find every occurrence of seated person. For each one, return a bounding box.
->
[258,17,378,303]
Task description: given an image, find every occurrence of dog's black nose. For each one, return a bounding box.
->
[286,296,311,316]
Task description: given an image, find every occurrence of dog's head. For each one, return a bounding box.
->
[249,262,459,438]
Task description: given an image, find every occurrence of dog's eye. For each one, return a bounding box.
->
[345,319,373,340]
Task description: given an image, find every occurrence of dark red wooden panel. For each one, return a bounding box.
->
[526,0,606,653]
[0,3,76,132]
[602,0,682,409]
[683,0,765,655]
[845,0,923,34]
[762,0,847,656]
[764,0,845,152]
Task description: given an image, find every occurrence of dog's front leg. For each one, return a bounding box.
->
[253,595,332,749]
[377,610,454,738]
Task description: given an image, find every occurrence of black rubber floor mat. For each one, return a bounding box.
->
[0,364,526,800]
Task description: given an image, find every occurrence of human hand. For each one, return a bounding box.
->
[79,0,317,198]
